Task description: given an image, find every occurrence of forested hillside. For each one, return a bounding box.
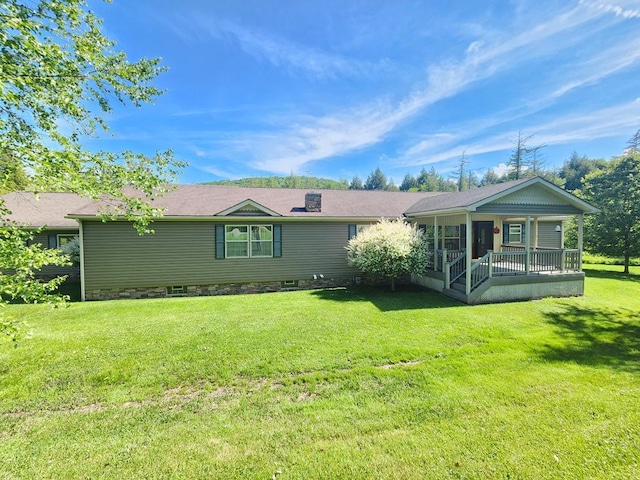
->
[203,175,349,189]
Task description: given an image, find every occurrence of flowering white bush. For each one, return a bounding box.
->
[346,218,430,290]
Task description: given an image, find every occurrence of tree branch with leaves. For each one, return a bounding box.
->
[1,0,185,344]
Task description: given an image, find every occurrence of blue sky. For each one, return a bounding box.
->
[90,0,640,184]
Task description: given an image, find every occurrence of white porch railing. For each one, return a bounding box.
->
[433,248,583,292]
[428,249,465,272]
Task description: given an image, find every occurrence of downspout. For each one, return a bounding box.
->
[78,220,86,301]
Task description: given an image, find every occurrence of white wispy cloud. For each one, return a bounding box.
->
[191,1,639,175]
[594,1,640,19]
[178,18,390,79]
[396,99,640,169]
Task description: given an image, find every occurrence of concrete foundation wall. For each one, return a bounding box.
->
[411,273,445,292]
[472,274,585,304]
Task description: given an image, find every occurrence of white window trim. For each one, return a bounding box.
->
[225,224,274,258]
[508,224,523,244]
[440,225,461,250]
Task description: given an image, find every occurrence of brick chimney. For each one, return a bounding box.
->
[305,192,321,212]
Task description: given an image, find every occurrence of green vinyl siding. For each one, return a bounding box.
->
[537,222,562,248]
[82,221,359,290]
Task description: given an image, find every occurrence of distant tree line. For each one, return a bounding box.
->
[349,166,457,192]
[205,173,349,190]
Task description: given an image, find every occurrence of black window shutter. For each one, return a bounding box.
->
[273,224,282,257]
[215,225,225,259]
[503,223,508,244]
[48,234,57,249]
[348,224,357,240]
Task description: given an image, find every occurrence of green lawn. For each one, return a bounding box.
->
[1,265,638,479]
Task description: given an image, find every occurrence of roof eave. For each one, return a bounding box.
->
[67,214,394,223]
[404,206,473,217]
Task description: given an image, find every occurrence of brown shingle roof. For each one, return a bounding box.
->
[69,185,441,219]
[404,178,532,215]
[1,192,91,228]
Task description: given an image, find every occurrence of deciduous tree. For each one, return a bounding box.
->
[558,152,606,192]
[582,154,640,274]
[1,0,184,343]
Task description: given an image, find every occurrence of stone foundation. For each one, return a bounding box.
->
[84,276,364,301]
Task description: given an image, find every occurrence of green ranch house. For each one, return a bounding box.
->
[1,177,596,304]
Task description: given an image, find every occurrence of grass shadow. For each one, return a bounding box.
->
[310,284,461,312]
[584,268,640,283]
[539,304,640,372]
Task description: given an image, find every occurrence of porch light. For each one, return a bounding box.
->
[555,224,562,232]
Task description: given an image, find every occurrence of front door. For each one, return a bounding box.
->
[473,221,494,258]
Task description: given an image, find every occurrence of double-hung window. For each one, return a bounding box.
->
[225,225,273,258]
[439,225,461,250]
[507,224,522,244]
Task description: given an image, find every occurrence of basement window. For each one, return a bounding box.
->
[167,285,186,296]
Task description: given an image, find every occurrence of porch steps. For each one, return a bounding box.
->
[444,275,492,303]
[442,287,468,303]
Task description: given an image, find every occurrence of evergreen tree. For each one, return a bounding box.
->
[506,131,544,180]
[456,151,468,191]
[349,174,364,190]
[626,128,640,154]
[364,167,387,190]
[480,169,502,185]
[400,173,418,191]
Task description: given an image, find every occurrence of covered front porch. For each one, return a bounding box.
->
[404,178,597,304]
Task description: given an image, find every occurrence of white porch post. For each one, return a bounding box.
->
[433,216,439,270]
[533,217,539,249]
[577,214,584,271]
[525,215,531,275]
[465,212,472,295]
